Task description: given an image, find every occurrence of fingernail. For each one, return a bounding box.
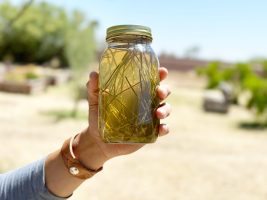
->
[158,108,166,118]
[164,124,169,133]
[90,72,97,79]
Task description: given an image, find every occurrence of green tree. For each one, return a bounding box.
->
[64,10,97,117]
[0,1,97,66]
[197,61,230,88]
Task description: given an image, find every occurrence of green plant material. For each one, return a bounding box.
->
[197,61,226,88]
[0,1,68,64]
[0,1,97,67]
[243,75,267,116]
[232,63,253,87]
[65,11,97,76]
[197,62,253,89]
[5,0,34,29]
[64,11,97,117]
[25,71,39,80]
[197,60,267,125]
[99,46,160,143]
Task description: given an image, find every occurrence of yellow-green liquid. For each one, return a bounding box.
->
[99,47,160,143]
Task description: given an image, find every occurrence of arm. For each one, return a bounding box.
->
[0,159,66,200]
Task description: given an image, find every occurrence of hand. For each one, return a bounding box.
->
[45,67,171,197]
[77,67,171,169]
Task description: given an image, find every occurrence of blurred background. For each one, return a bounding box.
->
[1,0,267,199]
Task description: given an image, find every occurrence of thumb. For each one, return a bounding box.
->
[87,71,99,125]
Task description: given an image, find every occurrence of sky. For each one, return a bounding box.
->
[9,0,267,61]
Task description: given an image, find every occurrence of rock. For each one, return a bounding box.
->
[203,90,229,113]
[219,82,234,103]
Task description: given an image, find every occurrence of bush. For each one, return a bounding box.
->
[25,71,39,80]
[197,62,228,88]
[243,75,267,116]
[198,61,267,124]
[0,1,96,67]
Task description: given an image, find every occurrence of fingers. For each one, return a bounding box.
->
[159,67,168,81]
[156,102,171,119]
[157,84,171,100]
[158,67,171,137]
[158,124,169,136]
[157,103,171,136]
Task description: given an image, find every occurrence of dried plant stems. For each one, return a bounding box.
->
[99,44,160,143]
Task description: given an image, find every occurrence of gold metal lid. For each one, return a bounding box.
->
[106,25,152,41]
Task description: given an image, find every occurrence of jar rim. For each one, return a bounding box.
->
[106,25,152,41]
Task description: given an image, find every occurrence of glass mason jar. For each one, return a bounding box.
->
[99,25,160,143]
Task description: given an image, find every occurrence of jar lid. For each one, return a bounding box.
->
[106,25,152,41]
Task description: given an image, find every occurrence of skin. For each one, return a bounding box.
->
[45,67,171,197]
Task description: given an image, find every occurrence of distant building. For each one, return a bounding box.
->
[159,54,208,72]
[159,54,265,75]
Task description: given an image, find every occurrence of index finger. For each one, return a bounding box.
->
[159,67,168,81]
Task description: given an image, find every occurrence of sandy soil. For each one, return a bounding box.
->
[1,71,267,200]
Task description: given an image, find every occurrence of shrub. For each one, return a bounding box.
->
[0,1,97,67]
[197,61,226,88]
[198,61,267,124]
[25,71,39,80]
[243,75,267,116]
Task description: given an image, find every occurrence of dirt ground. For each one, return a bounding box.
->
[1,71,267,200]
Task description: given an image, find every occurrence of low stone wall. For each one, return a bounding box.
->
[0,79,47,94]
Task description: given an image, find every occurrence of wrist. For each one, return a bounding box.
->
[73,129,108,170]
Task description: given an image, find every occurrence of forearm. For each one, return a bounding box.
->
[0,158,66,200]
[45,150,84,198]
[45,130,108,198]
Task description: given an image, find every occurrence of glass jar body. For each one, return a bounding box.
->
[99,38,160,143]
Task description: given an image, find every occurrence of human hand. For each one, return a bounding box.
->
[77,67,171,169]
